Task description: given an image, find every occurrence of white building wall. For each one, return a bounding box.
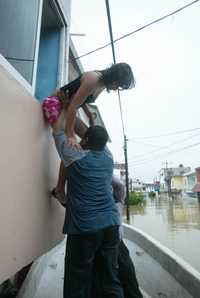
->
[0,0,73,284]
[0,57,65,284]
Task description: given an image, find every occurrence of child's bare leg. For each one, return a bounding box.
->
[54,161,66,196]
[52,162,66,205]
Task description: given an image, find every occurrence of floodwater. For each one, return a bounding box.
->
[125,194,200,273]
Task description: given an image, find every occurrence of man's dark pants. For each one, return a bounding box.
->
[64,225,124,298]
[118,240,143,298]
[93,240,143,298]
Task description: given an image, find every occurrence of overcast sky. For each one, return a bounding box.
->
[71,0,200,182]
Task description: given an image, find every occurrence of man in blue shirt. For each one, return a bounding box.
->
[52,110,123,298]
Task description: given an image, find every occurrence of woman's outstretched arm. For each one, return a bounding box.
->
[65,73,98,146]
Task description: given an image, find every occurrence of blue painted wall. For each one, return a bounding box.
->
[187,174,196,190]
[35,28,60,101]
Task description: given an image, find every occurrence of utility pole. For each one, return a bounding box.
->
[105,0,116,63]
[105,0,130,221]
[163,161,172,197]
[124,135,130,221]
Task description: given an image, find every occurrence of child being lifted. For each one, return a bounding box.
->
[42,62,135,203]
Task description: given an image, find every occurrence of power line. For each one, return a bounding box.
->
[75,0,200,60]
[129,141,200,167]
[129,132,200,161]
[131,140,165,149]
[130,127,200,140]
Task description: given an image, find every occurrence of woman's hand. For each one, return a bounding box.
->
[68,136,81,149]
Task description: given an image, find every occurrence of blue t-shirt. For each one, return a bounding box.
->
[53,130,120,235]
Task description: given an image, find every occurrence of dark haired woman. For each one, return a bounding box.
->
[42,62,135,203]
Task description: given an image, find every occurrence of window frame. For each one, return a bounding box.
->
[0,0,70,97]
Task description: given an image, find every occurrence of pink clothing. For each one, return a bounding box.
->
[42,96,62,124]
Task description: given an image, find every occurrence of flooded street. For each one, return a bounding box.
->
[124,194,200,273]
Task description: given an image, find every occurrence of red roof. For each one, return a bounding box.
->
[192,183,200,192]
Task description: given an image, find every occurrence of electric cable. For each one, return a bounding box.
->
[128,141,200,167]
[75,0,200,60]
[128,132,200,161]
[129,127,200,140]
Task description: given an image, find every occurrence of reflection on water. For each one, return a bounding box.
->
[123,194,200,272]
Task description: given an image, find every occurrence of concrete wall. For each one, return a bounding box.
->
[0,56,65,284]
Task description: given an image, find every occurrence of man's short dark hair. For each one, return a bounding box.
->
[84,125,108,151]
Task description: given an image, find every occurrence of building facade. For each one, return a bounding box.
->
[182,171,196,196]
[192,167,200,198]
[0,0,94,287]
[160,165,191,192]
[171,175,184,192]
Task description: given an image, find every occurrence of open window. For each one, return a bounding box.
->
[0,0,40,84]
[35,0,65,101]
[0,0,67,98]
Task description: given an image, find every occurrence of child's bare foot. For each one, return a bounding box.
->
[51,188,66,206]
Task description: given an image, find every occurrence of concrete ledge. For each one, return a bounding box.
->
[123,224,200,297]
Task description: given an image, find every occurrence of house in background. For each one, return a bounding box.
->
[171,175,185,192]
[192,167,200,199]
[182,171,197,197]
[129,178,145,192]
[143,182,154,192]
[159,164,200,197]
[160,165,190,192]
